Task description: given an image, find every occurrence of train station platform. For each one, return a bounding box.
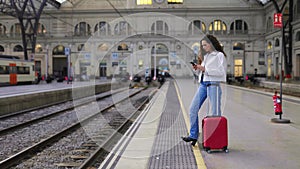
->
[0,80,113,117]
[99,78,300,169]
[0,80,108,97]
[0,78,300,168]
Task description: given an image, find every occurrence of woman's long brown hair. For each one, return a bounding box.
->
[201,34,227,58]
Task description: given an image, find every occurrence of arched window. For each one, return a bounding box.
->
[78,44,84,51]
[52,45,65,55]
[28,23,46,35]
[0,45,4,52]
[209,20,227,34]
[152,43,168,54]
[151,20,169,35]
[35,44,43,53]
[114,21,132,36]
[75,22,91,36]
[275,38,280,47]
[0,23,6,36]
[37,23,47,35]
[296,31,300,42]
[230,20,248,34]
[137,0,152,5]
[191,42,200,55]
[233,42,244,50]
[188,20,206,34]
[98,43,109,52]
[267,41,273,50]
[13,45,23,52]
[95,21,111,36]
[117,43,128,51]
[10,23,22,37]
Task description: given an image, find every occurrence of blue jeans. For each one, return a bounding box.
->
[189,81,222,139]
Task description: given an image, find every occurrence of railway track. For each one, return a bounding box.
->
[0,87,129,136]
[0,86,157,169]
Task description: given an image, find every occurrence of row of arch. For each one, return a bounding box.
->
[4,27,300,54]
[0,23,46,37]
[266,31,300,50]
[0,41,251,55]
[0,43,170,55]
[0,19,249,37]
[2,29,300,54]
[0,45,23,52]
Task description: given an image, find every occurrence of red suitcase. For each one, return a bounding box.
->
[202,84,228,153]
[202,116,228,153]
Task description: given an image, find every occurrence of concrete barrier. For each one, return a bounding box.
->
[0,83,113,117]
[258,81,300,95]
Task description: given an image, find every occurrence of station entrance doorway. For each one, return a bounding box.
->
[151,44,169,76]
[234,59,243,77]
[53,57,67,78]
[99,62,107,79]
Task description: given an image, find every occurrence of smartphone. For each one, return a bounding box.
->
[190,61,196,66]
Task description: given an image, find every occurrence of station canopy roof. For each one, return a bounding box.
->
[57,0,272,7]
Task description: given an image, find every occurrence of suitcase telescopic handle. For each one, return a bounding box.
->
[206,84,220,117]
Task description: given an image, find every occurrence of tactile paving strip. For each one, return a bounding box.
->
[147,81,198,169]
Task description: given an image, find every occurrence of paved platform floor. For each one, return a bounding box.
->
[176,79,300,169]
[2,78,300,169]
[100,78,300,169]
[99,81,203,169]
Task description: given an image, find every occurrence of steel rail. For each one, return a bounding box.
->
[78,88,157,169]
[0,88,128,136]
[0,87,147,168]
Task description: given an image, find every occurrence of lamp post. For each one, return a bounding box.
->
[270,1,290,123]
[45,44,49,80]
[130,43,133,80]
[69,44,72,84]
[271,23,290,124]
[65,45,71,84]
[243,43,246,81]
[154,44,157,80]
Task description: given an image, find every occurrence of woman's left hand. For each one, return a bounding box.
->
[198,65,205,72]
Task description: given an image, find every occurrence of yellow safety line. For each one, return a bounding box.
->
[174,81,207,169]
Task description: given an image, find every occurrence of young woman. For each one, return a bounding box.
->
[182,34,227,146]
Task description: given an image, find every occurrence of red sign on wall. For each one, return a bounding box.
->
[274,13,282,28]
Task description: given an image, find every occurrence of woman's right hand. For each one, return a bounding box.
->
[193,64,198,70]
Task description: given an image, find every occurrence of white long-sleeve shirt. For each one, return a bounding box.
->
[198,51,227,82]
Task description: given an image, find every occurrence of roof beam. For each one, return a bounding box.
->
[0,0,61,60]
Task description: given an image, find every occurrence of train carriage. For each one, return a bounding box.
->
[0,55,36,85]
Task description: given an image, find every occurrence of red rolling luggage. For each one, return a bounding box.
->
[202,116,228,153]
[202,84,228,153]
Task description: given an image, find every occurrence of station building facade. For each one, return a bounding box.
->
[0,0,300,80]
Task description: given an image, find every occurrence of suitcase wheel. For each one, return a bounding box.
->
[203,147,211,153]
[223,147,229,153]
